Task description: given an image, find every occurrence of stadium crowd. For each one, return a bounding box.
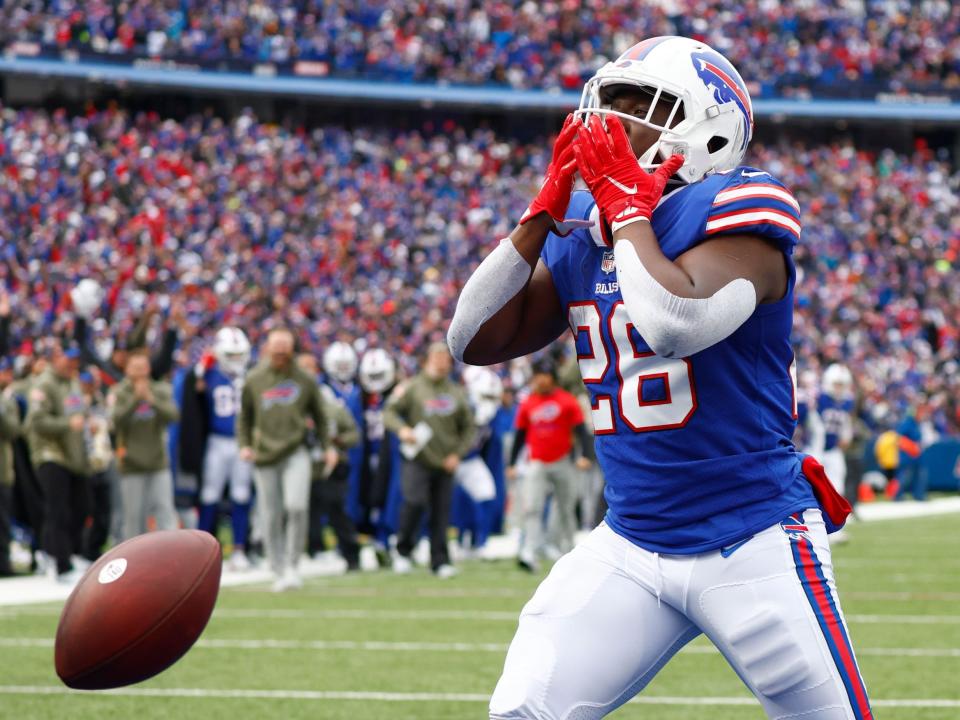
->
[0,104,957,434]
[1,1,959,98]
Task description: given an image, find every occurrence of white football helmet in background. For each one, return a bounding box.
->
[324,341,359,385]
[358,348,396,395]
[576,35,754,184]
[213,327,251,376]
[822,363,853,399]
[70,278,104,319]
[468,368,504,427]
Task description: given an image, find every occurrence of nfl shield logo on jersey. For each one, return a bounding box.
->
[601,251,616,274]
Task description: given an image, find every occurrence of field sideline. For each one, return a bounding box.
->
[1,512,958,719]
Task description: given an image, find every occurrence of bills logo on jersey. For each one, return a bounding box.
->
[64,394,86,413]
[530,401,562,424]
[261,381,301,409]
[424,395,456,416]
[133,401,156,420]
[780,513,809,538]
[601,251,616,274]
[690,50,752,150]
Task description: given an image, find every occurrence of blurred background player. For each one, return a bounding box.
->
[384,341,474,578]
[452,366,506,560]
[356,348,401,564]
[238,328,335,592]
[0,362,21,576]
[322,341,365,524]
[108,349,180,541]
[506,361,593,572]
[298,352,361,572]
[185,327,255,571]
[819,363,855,542]
[79,369,115,561]
[26,344,89,583]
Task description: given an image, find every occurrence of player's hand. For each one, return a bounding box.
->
[239,447,254,463]
[575,456,592,471]
[442,454,460,474]
[519,114,592,237]
[573,115,684,237]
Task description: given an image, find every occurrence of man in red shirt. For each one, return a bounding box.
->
[508,361,593,571]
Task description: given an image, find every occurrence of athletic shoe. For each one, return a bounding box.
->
[283,567,303,590]
[229,550,252,571]
[392,553,413,575]
[434,564,459,579]
[56,568,85,586]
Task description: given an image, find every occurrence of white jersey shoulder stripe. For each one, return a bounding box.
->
[705,209,801,238]
[713,184,801,213]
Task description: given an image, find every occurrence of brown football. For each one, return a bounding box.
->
[55,529,222,689]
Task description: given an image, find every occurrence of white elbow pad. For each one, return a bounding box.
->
[447,239,532,362]
[613,239,757,358]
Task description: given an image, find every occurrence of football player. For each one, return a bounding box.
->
[448,36,870,720]
[192,328,254,570]
[322,341,365,522]
[356,348,401,561]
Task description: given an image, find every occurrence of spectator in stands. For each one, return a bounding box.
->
[109,349,180,540]
[297,353,362,571]
[237,328,334,592]
[25,344,89,583]
[506,361,593,572]
[0,358,22,576]
[384,341,474,579]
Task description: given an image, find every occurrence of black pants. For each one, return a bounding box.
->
[38,463,86,575]
[396,461,453,571]
[308,464,360,567]
[0,483,12,573]
[83,470,113,561]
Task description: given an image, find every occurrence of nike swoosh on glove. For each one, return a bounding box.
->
[519,114,593,237]
[573,115,684,237]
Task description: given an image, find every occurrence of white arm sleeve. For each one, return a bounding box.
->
[447,239,533,362]
[613,238,757,358]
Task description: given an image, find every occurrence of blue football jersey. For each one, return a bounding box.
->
[818,394,854,451]
[541,167,816,553]
[203,366,242,437]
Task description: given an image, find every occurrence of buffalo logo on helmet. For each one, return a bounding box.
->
[690,50,752,151]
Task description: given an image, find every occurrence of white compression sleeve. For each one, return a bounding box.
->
[447,239,533,362]
[613,238,757,358]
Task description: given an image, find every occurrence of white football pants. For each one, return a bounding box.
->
[201,435,253,505]
[821,447,847,496]
[490,510,872,720]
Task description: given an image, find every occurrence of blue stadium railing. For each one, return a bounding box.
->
[3,57,960,123]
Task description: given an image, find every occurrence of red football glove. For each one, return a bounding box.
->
[519,114,592,236]
[573,115,684,236]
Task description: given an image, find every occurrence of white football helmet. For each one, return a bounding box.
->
[468,368,504,427]
[70,278,104,319]
[358,348,396,395]
[324,341,359,384]
[576,35,754,184]
[822,363,853,399]
[213,327,251,376]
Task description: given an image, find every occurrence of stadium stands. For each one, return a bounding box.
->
[1,1,959,99]
[0,104,956,433]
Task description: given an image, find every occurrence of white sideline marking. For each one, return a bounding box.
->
[5,606,960,625]
[0,685,957,709]
[5,637,960,658]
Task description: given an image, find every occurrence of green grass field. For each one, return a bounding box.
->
[2,513,959,719]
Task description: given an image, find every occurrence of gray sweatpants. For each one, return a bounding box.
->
[519,458,578,560]
[121,469,177,540]
[252,448,311,576]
